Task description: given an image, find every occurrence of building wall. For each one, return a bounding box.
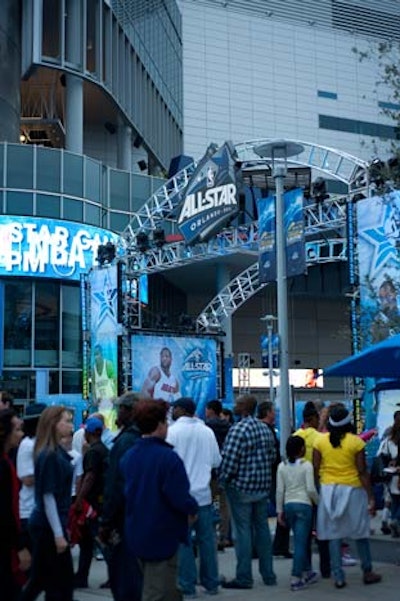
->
[179,0,399,162]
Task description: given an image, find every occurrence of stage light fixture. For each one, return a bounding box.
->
[136,231,150,252]
[153,227,166,248]
[137,160,148,172]
[312,177,329,202]
[97,241,116,266]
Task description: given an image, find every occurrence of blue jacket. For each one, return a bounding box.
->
[120,436,198,561]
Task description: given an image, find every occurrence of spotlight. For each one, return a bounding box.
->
[133,135,144,148]
[137,160,148,172]
[153,227,166,248]
[136,231,150,253]
[104,121,116,135]
[155,312,170,330]
[369,158,386,187]
[312,177,329,202]
[178,313,194,331]
[97,241,116,266]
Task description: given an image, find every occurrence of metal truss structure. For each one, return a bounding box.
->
[121,139,368,333]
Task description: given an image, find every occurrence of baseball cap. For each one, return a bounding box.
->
[84,417,104,433]
[173,397,196,416]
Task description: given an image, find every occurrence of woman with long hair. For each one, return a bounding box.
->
[313,406,381,589]
[0,408,26,600]
[20,406,74,601]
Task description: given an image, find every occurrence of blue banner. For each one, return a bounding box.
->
[177,142,239,244]
[358,193,400,348]
[258,188,305,284]
[0,216,120,281]
[0,281,3,375]
[284,188,306,277]
[257,195,276,282]
[132,334,217,418]
[89,265,119,430]
[260,333,280,368]
[223,355,234,410]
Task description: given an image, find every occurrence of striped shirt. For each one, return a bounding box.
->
[219,416,276,494]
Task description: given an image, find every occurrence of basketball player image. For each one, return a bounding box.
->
[92,343,118,429]
[141,347,181,402]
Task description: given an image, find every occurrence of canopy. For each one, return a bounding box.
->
[324,334,400,379]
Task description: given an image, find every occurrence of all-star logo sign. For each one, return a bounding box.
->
[177,142,240,244]
[181,347,213,379]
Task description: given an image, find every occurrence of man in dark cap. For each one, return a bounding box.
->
[73,417,109,589]
[167,397,221,597]
[98,391,143,600]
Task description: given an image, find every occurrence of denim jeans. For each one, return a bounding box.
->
[283,503,313,578]
[178,505,219,595]
[226,486,276,587]
[329,538,372,583]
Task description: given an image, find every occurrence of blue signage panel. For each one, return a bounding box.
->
[0,216,120,280]
[177,142,239,244]
[132,334,217,418]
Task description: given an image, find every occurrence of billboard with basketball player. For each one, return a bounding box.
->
[132,334,217,418]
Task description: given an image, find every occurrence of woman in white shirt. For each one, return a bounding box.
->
[276,435,319,591]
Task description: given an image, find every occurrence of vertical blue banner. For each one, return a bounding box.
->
[223,355,234,410]
[0,281,4,376]
[357,193,400,348]
[284,188,306,277]
[257,195,276,283]
[89,265,119,430]
[258,188,305,283]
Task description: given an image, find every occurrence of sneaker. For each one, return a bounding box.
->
[290,579,307,592]
[304,571,318,585]
[342,553,357,567]
[363,571,382,585]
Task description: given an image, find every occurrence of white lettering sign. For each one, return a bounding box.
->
[0,220,116,279]
[178,183,237,224]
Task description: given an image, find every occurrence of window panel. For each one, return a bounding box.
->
[34,281,59,367]
[7,145,33,189]
[4,280,32,367]
[37,148,61,192]
[6,192,33,215]
[61,284,82,368]
[36,193,61,218]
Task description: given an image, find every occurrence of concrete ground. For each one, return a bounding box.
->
[39,512,400,601]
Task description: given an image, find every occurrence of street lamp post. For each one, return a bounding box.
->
[255,140,304,456]
[260,314,277,405]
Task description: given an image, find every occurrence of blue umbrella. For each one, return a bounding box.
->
[324,334,400,379]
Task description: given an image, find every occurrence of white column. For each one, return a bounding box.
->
[117,120,132,171]
[65,74,83,154]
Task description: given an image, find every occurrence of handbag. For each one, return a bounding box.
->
[370,453,391,484]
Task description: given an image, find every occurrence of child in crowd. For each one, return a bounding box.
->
[276,435,319,591]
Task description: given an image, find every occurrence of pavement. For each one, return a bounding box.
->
[39,512,400,601]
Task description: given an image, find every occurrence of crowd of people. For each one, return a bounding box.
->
[0,390,386,600]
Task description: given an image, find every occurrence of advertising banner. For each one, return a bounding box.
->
[357,192,400,347]
[258,188,305,284]
[89,265,119,429]
[260,333,280,368]
[132,334,217,418]
[177,142,239,244]
[285,188,306,277]
[0,216,119,280]
[257,195,276,282]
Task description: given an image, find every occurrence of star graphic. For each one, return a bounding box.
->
[359,204,399,279]
[93,286,118,328]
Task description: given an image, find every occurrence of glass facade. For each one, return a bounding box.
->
[0,142,163,401]
[0,143,164,227]
[27,0,183,169]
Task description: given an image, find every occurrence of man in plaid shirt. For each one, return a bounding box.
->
[219,394,277,589]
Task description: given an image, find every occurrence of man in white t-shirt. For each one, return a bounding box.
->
[17,403,46,551]
[167,397,221,596]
